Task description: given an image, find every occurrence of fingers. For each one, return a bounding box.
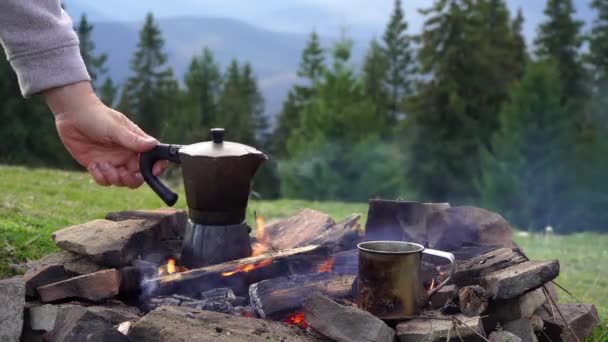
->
[119,167,144,189]
[112,119,158,153]
[88,163,110,186]
[97,162,124,187]
[153,160,169,176]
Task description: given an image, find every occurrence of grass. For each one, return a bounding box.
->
[0,164,606,339]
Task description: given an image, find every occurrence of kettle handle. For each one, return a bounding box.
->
[140,143,182,206]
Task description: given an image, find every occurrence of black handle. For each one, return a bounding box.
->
[139,143,182,206]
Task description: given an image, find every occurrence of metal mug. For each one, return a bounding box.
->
[356,241,455,319]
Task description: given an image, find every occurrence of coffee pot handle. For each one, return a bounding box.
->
[422,248,456,298]
[140,143,182,206]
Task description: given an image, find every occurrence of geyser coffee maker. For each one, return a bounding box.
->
[140,128,267,268]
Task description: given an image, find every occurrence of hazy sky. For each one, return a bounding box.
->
[67,0,594,42]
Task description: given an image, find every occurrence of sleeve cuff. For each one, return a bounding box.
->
[10,44,91,97]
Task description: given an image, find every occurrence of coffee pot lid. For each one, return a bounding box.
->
[179,128,265,158]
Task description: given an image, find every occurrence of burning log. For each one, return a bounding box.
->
[451,247,527,286]
[249,273,356,319]
[307,214,361,253]
[263,209,335,250]
[480,260,560,301]
[304,292,396,342]
[143,245,329,297]
[458,286,488,317]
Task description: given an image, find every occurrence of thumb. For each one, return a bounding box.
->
[113,126,158,153]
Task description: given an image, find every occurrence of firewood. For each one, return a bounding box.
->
[396,312,485,342]
[249,272,356,318]
[451,248,527,286]
[307,214,361,253]
[536,303,600,342]
[486,288,546,322]
[458,286,488,317]
[430,285,457,309]
[143,245,330,297]
[304,292,395,342]
[263,209,335,250]
[38,269,120,303]
[481,260,560,300]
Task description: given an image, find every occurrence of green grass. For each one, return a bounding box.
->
[0,164,606,339]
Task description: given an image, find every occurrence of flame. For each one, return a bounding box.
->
[429,278,436,291]
[158,258,187,277]
[318,257,336,273]
[221,258,273,277]
[252,215,270,256]
[285,312,308,328]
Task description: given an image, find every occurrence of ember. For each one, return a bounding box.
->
[285,312,308,328]
[318,257,336,273]
[221,258,273,277]
[158,258,188,276]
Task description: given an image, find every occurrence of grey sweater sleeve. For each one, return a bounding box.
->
[0,0,91,97]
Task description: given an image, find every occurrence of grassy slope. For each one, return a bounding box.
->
[0,165,606,336]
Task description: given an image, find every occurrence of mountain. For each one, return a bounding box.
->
[88,16,367,120]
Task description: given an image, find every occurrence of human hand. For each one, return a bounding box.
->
[44,81,166,188]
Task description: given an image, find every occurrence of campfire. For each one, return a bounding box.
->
[8,203,601,341]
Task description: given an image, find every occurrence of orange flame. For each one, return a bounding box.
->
[285,312,308,328]
[318,257,336,273]
[252,215,270,256]
[429,278,436,291]
[221,258,273,277]
[158,258,187,277]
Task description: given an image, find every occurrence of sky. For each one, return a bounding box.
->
[67,0,595,42]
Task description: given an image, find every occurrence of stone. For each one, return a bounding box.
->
[128,306,318,341]
[0,277,26,341]
[304,292,395,342]
[430,285,457,309]
[26,251,104,276]
[487,289,547,322]
[481,260,560,300]
[427,206,514,251]
[53,212,185,267]
[24,263,74,298]
[38,269,120,303]
[27,304,65,331]
[396,314,485,342]
[503,318,538,342]
[489,331,522,342]
[45,305,129,342]
[87,301,141,324]
[536,303,600,342]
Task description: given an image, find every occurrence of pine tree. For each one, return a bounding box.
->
[479,62,576,231]
[120,13,177,138]
[588,0,608,128]
[99,78,117,107]
[382,0,415,123]
[511,8,528,79]
[272,31,326,156]
[534,0,585,105]
[76,14,108,87]
[183,47,222,140]
[362,38,389,128]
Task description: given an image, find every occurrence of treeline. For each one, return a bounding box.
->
[2,0,608,232]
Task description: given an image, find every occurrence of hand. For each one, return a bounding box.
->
[44,81,166,188]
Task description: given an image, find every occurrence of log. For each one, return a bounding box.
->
[304,292,395,342]
[38,269,120,303]
[143,245,330,297]
[396,312,485,342]
[307,214,362,253]
[430,284,457,309]
[481,260,560,300]
[250,272,356,319]
[536,303,600,342]
[451,248,527,286]
[263,209,335,250]
[458,286,488,317]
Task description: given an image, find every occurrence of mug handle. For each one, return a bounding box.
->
[422,248,456,298]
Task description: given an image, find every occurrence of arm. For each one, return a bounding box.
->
[0,0,90,96]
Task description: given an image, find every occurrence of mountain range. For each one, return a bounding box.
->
[63,1,595,120]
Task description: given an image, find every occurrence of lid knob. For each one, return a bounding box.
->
[210,128,225,144]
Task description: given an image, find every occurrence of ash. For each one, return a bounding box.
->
[147,287,252,316]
